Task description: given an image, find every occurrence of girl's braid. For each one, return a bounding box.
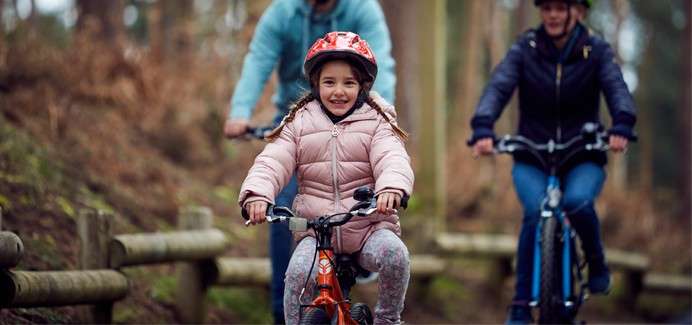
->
[365,95,409,141]
[265,93,316,141]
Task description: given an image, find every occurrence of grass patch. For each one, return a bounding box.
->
[207,287,272,324]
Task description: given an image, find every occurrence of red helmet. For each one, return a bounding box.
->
[304,31,377,83]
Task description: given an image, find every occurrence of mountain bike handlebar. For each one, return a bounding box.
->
[494,122,611,171]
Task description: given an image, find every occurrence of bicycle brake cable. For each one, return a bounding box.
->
[298,237,319,307]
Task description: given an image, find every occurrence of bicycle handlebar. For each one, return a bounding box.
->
[243,125,275,140]
[494,122,610,171]
[241,186,409,230]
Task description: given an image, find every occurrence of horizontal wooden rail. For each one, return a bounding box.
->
[436,233,651,271]
[436,232,516,258]
[0,231,24,268]
[643,273,692,295]
[109,229,228,268]
[206,255,448,286]
[0,270,129,307]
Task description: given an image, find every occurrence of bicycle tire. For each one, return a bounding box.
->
[299,307,331,325]
[538,217,562,324]
[350,303,373,325]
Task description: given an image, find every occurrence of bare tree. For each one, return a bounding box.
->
[681,0,691,222]
[76,0,125,43]
[606,0,630,191]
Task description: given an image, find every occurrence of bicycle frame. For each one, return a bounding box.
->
[242,186,383,325]
[308,242,356,324]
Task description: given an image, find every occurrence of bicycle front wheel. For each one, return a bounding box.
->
[538,217,562,324]
[299,307,331,325]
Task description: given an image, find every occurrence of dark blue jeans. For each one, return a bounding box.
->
[271,175,298,323]
[511,161,606,303]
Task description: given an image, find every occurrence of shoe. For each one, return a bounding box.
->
[505,304,533,325]
[588,258,611,294]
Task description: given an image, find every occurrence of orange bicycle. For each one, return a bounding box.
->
[243,187,391,325]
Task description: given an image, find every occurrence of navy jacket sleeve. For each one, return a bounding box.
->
[468,39,523,145]
[597,42,637,139]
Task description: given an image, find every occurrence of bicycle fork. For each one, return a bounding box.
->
[530,176,576,309]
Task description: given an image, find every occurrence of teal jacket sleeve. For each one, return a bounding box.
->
[355,0,396,104]
[228,3,284,120]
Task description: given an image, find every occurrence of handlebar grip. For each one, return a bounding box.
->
[400,194,409,210]
[241,203,274,220]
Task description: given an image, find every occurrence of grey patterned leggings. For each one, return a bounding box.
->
[283,229,410,325]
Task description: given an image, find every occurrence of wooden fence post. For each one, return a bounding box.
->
[78,209,114,323]
[176,206,213,323]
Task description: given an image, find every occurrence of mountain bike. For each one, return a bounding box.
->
[494,123,612,323]
[242,187,403,325]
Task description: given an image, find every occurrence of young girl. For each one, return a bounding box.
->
[239,31,414,325]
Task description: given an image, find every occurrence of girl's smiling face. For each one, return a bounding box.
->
[318,60,362,116]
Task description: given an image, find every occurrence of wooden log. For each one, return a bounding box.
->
[0,270,128,307]
[207,255,447,286]
[643,273,692,295]
[437,234,650,271]
[78,209,114,323]
[0,231,23,268]
[604,249,650,271]
[411,254,447,277]
[109,229,228,268]
[436,233,516,258]
[206,257,270,286]
[176,206,213,323]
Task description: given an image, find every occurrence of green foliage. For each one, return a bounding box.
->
[151,275,178,304]
[426,276,472,320]
[207,287,272,324]
[213,186,238,203]
[20,235,67,270]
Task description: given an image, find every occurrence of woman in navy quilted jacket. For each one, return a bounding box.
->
[467,0,637,323]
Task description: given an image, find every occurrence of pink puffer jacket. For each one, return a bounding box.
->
[238,95,414,254]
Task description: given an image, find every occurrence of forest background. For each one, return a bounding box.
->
[0,0,689,323]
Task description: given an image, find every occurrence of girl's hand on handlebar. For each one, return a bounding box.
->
[608,135,628,153]
[224,118,250,139]
[245,201,268,225]
[472,138,494,158]
[377,192,401,214]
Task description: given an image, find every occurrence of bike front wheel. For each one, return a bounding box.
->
[539,217,562,324]
[299,307,331,325]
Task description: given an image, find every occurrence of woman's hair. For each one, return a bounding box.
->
[265,60,408,141]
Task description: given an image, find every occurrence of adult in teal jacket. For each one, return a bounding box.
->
[223,1,396,323]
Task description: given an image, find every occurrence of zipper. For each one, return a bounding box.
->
[331,124,343,252]
[555,63,563,142]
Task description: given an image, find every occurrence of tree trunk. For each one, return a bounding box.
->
[606,0,630,191]
[380,0,418,132]
[76,0,125,44]
[680,0,691,223]
[157,0,194,69]
[147,0,164,63]
[453,0,485,140]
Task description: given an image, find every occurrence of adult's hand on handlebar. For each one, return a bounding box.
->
[609,135,628,153]
[377,192,401,214]
[245,201,268,225]
[224,118,250,139]
[472,138,494,158]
